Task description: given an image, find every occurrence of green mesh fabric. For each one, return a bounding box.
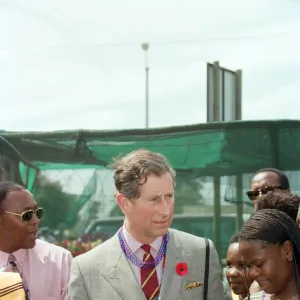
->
[1,119,299,260]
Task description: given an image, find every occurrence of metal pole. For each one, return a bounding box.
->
[141,43,149,129]
[145,65,149,129]
[235,69,242,120]
[213,175,221,260]
[236,174,244,231]
[213,61,220,122]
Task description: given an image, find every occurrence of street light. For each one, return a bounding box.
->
[141,43,149,129]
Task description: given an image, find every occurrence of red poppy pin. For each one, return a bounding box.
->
[176,262,188,276]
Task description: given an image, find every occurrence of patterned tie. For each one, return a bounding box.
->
[6,254,29,300]
[140,244,160,300]
[7,254,20,273]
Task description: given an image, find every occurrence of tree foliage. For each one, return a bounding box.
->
[34,174,76,230]
[174,171,204,213]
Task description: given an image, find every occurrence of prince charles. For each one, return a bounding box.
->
[68,150,224,299]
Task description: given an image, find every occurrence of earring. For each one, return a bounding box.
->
[288,255,293,262]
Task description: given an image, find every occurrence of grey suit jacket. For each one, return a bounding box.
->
[67,229,224,300]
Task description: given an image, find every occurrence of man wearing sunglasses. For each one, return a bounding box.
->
[246,168,290,206]
[0,181,72,300]
[243,168,291,296]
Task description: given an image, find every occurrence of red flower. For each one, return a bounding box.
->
[176,262,188,276]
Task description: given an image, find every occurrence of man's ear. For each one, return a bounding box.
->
[116,193,132,214]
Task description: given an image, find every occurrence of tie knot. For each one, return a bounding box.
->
[8,254,16,262]
[141,244,151,253]
[6,254,19,272]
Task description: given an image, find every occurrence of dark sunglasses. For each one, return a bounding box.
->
[4,207,44,222]
[246,186,285,201]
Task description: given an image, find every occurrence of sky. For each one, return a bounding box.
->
[0,0,300,132]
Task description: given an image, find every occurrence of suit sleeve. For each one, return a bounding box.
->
[67,258,90,300]
[207,239,225,300]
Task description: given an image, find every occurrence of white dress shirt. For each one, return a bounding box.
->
[122,226,164,285]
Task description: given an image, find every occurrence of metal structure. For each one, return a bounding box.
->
[207,61,243,256]
[141,43,150,128]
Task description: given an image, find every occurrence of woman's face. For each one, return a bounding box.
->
[239,240,293,295]
[226,242,252,296]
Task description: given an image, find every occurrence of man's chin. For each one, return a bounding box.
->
[23,239,37,249]
[153,227,169,237]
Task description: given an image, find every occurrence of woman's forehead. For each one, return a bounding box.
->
[240,240,280,260]
[239,241,263,254]
[228,242,240,252]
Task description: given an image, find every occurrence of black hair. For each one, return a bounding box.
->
[0,181,24,206]
[255,192,300,221]
[239,209,300,296]
[229,232,240,244]
[254,168,290,189]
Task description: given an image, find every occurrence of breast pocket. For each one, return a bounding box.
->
[179,286,203,299]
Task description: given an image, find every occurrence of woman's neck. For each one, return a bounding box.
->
[271,279,298,300]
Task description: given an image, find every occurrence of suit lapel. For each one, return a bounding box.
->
[159,229,186,299]
[101,235,146,300]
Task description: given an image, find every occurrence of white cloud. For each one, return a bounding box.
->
[0,0,300,131]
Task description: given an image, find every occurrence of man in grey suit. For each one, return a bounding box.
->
[68,149,224,300]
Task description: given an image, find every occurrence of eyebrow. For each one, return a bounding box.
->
[246,256,264,265]
[22,205,38,210]
[147,192,173,199]
[147,195,160,200]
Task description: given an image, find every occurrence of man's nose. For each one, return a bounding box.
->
[157,198,171,215]
[30,212,41,225]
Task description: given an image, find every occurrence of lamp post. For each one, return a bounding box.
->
[141,43,149,129]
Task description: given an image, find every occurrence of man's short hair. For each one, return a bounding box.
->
[255,192,300,221]
[254,168,290,189]
[112,149,176,199]
[0,181,24,206]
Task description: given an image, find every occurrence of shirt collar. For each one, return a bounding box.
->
[122,225,163,254]
[0,248,27,267]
